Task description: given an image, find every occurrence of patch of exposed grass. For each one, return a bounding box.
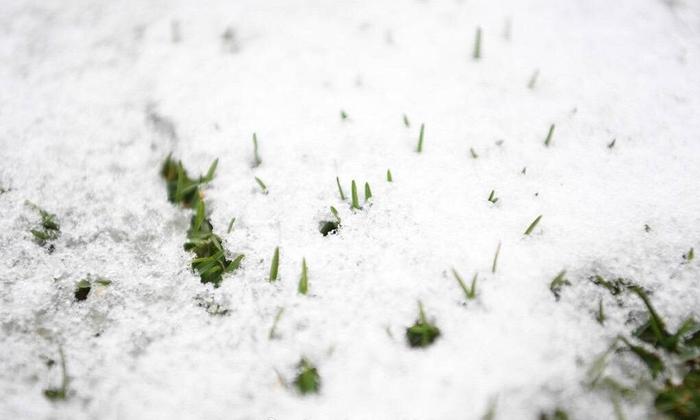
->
[549,271,570,301]
[319,206,341,236]
[406,301,441,348]
[160,154,217,208]
[26,201,60,250]
[294,358,321,395]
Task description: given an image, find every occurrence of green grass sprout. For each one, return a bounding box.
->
[255,176,269,194]
[269,246,280,282]
[406,301,441,348]
[319,206,341,236]
[294,358,321,395]
[336,177,346,200]
[351,180,361,210]
[470,148,479,159]
[74,279,91,301]
[26,201,60,250]
[269,307,285,340]
[160,155,218,208]
[683,247,694,262]
[473,27,482,60]
[544,124,555,147]
[524,215,543,235]
[386,169,393,182]
[227,217,236,233]
[487,190,498,204]
[492,242,501,273]
[340,110,348,120]
[364,182,372,202]
[596,298,606,325]
[403,114,410,128]
[43,347,69,401]
[252,133,262,168]
[608,138,616,149]
[298,258,309,295]
[416,123,425,153]
[549,270,570,301]
[452,269,477,301]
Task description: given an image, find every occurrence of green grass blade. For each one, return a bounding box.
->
[351,180,360,209]
[336,176,346,200]
[269,246,280,282]
[524,215,542,235]
[544,124,555,147]
[298,258,308,294]
[364,182,372,202]
[416,123,425,153]
[386,169,393,182]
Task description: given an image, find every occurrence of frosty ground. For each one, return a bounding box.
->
[1,0,700,419]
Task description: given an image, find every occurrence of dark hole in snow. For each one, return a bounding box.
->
[74,280,91,301]
[319,220,339,236]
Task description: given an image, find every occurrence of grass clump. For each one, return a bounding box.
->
[406,301,441,348]
[524,215,542,235]
[319,206,341,236]
[26,202,60,250]
[549,270,570,301]
[452,269,477,301]
[683,247,694,263]
[269,246,280,282]
[298,258,309,295]
[294,358,321,395]
[160,154,217,208]
[185,201,243,287]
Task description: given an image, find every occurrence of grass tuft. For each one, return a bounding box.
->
[524,215,543,235]
[294,358,321,395]
[319,206,341,236]
[544,124,555,147]
[452,269,477,301]
[386,169,393,182]
[683,247,694,262]
[406,301,441,348]
[161,155,218,208]
[27,202,61,251]
[549,271,570,301]
[269,247,280,282]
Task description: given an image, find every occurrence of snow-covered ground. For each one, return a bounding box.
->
[1,0,700,419]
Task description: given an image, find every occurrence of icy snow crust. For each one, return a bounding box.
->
[1,0,700,419]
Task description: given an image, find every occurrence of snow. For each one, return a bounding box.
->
[1,0,700,419]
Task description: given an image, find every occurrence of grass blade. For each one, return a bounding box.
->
[544,124,555,147]
[364,182,372,202]
[492,241,501,273]
[252,133,262,167]
[298,258,308,294]
[255,176,269,194]
[336,176,346,200]
[351,180,360,209]
[386,169,393,182]
[524,215,542,235]
[416,123,425,153]
[473,27,482,60]
[269,247,280,282]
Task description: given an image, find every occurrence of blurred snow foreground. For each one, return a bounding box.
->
[1,0,700,419]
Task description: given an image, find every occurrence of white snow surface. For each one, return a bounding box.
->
[1,0,700,419]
